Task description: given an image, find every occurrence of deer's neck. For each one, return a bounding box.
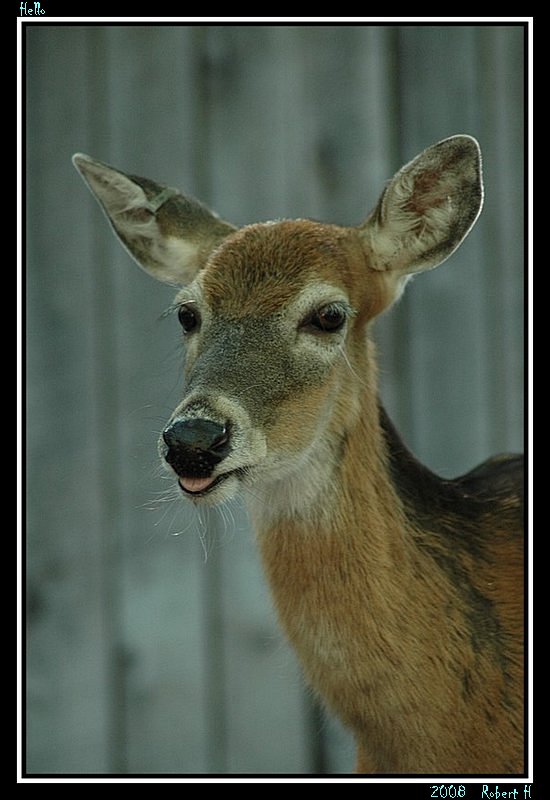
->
[253,389,416,585]
[249,384,433,730]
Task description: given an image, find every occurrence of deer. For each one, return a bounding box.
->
[73,135,524,774]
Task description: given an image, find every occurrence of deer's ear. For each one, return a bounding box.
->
[359,135,483,276]
[72,154,236,285]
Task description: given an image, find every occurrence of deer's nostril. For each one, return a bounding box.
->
[211,428,229,452]
[162,418,230,456]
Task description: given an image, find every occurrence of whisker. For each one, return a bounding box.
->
[338,344,366,386]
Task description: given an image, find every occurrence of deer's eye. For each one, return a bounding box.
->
[304,303,347,334]
[177,304,200,334]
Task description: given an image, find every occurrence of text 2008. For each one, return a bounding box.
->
[431,788,466,798]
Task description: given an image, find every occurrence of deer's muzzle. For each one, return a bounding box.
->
[162,417,232,495]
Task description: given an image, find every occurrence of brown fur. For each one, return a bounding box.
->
[257,362,523,774]
[73,137,524,774]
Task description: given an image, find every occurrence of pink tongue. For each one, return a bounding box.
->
[179,476,216,494]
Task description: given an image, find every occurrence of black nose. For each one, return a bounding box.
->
[163,418,229,452]
[162,418,230,477]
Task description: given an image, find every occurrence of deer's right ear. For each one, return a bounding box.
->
[72,154,236,285]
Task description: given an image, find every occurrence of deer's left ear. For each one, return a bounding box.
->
[72,154,236,285]
[359,135,483,276]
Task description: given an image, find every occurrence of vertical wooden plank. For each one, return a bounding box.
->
[395,24,524,475]
[390,25,492,476]
[297,25,399,225]
[476,26,524,455]
[25,26,111,773]
[102,25,211,773]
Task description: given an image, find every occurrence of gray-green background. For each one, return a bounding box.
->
[26,24,524,774]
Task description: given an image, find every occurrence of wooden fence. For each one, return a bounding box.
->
[25,23,525,775]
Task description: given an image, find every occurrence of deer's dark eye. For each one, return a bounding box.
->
[177,304,200,334]
[305,303,347,334]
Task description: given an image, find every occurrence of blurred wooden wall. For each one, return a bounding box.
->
[25,24,524,775]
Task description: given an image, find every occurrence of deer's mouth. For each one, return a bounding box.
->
[178,473,226,496]
[177,467,247,498]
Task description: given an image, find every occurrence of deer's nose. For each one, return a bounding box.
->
[162,418,230,465]
[162,418,231,479]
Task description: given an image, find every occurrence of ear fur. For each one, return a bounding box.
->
[72,154,236,285]
[359,135,483,276]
